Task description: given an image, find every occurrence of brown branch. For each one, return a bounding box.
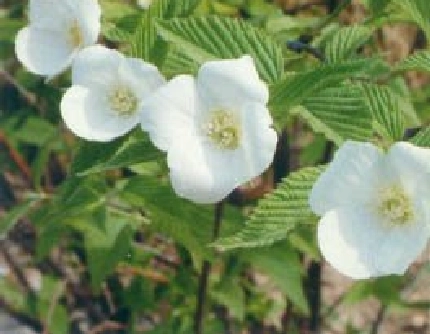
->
[0,240,33,294]
[0,130,32,184]
[116,263,169,283]
[0,69,41,112]
[370,305,387,334]
[88,320,127,334]
[194,202,224,334]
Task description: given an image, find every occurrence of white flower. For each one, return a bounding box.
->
[137,0,153,9]
[15,0,101,77]
[60,45,165,141]
[141,55,277,203]
[310,141,430,279]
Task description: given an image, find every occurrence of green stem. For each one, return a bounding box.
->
[194,202,224,334]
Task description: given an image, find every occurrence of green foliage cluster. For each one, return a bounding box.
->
[1,0,430,333]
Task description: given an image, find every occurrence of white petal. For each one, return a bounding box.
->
[239,102,277,180]
[118,57,166,99]
[15,27,74,76]
[197,55,269,112]
[199,103,277,192]
[167,103,277,204]
[318,207,388,279]
[29,0,73,30]
[72,0,101,46]
[309,141,383,215]
[374,208,430,275]
[61,86,139,142]
[71,45,122,89]
[387,141,430,199]
[141,75,199,151]
[168,137,231,204]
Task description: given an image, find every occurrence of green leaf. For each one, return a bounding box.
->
[242,242,309,314]
[214,166,324,250]
[409,127,430,147]
[14,116,58,147]
[80,216,132,289]
[367,0,391,14]
[396,51,430,73]
[0,18,24,41]
[211,278,245,321]
[32,177,107,258]
[296,85,373,145]
[162,48,200,76]
[37,276,68,334]
[155,16,283,83]
[131,0,200,62]
[343,276,404,305]
[102,23,133,42]
[359,83,405,141]
[324,25,372,63]
[119,175,243,262]
[0,197,39,238]
[269,59,370,122]
[71,131,160,176]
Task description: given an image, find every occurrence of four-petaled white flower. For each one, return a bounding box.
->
[310,141,430,279]
[15,0,101,77]
[141,55,278,203]
[60,45,165,141]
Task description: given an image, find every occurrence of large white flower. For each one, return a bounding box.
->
[141,55,277,203]
[61,45,165,141]
[310,141,430,279]
[15,0,101,77]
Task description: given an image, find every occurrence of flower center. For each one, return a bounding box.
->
[377,185,414,225]
[67,20,83,48]
[109,87,138,116]
[203,110,241,150]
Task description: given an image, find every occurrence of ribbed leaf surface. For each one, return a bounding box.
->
[325,25,372,63]
[131,0,199,61]
[155,16,283,83]
[297,85,373,145]
[269,59,369,122]
[396,51,430,73]
[214,166,324,250]
[359,83,405,141]
[410,127,430,147]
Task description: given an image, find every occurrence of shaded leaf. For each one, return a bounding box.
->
[71,131,160,176]
[214,166,324,250]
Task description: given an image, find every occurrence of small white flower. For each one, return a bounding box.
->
[310,141,430,279]
[60,45,165,141]
[141,55,277,203]
[137,0,153,9]
[15,0,101,77]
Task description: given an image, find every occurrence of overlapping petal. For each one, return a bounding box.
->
[309,141,383,215]
[142,56,276,203]
[312,140,430,279]
[61,46,165,142]
[197,55,269,112]
[387,142,430,199]
[71,45,122,89]
[15,0,101,76]
[61,86,139,142]
[141,75,200,151]
[15,27,75,76]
